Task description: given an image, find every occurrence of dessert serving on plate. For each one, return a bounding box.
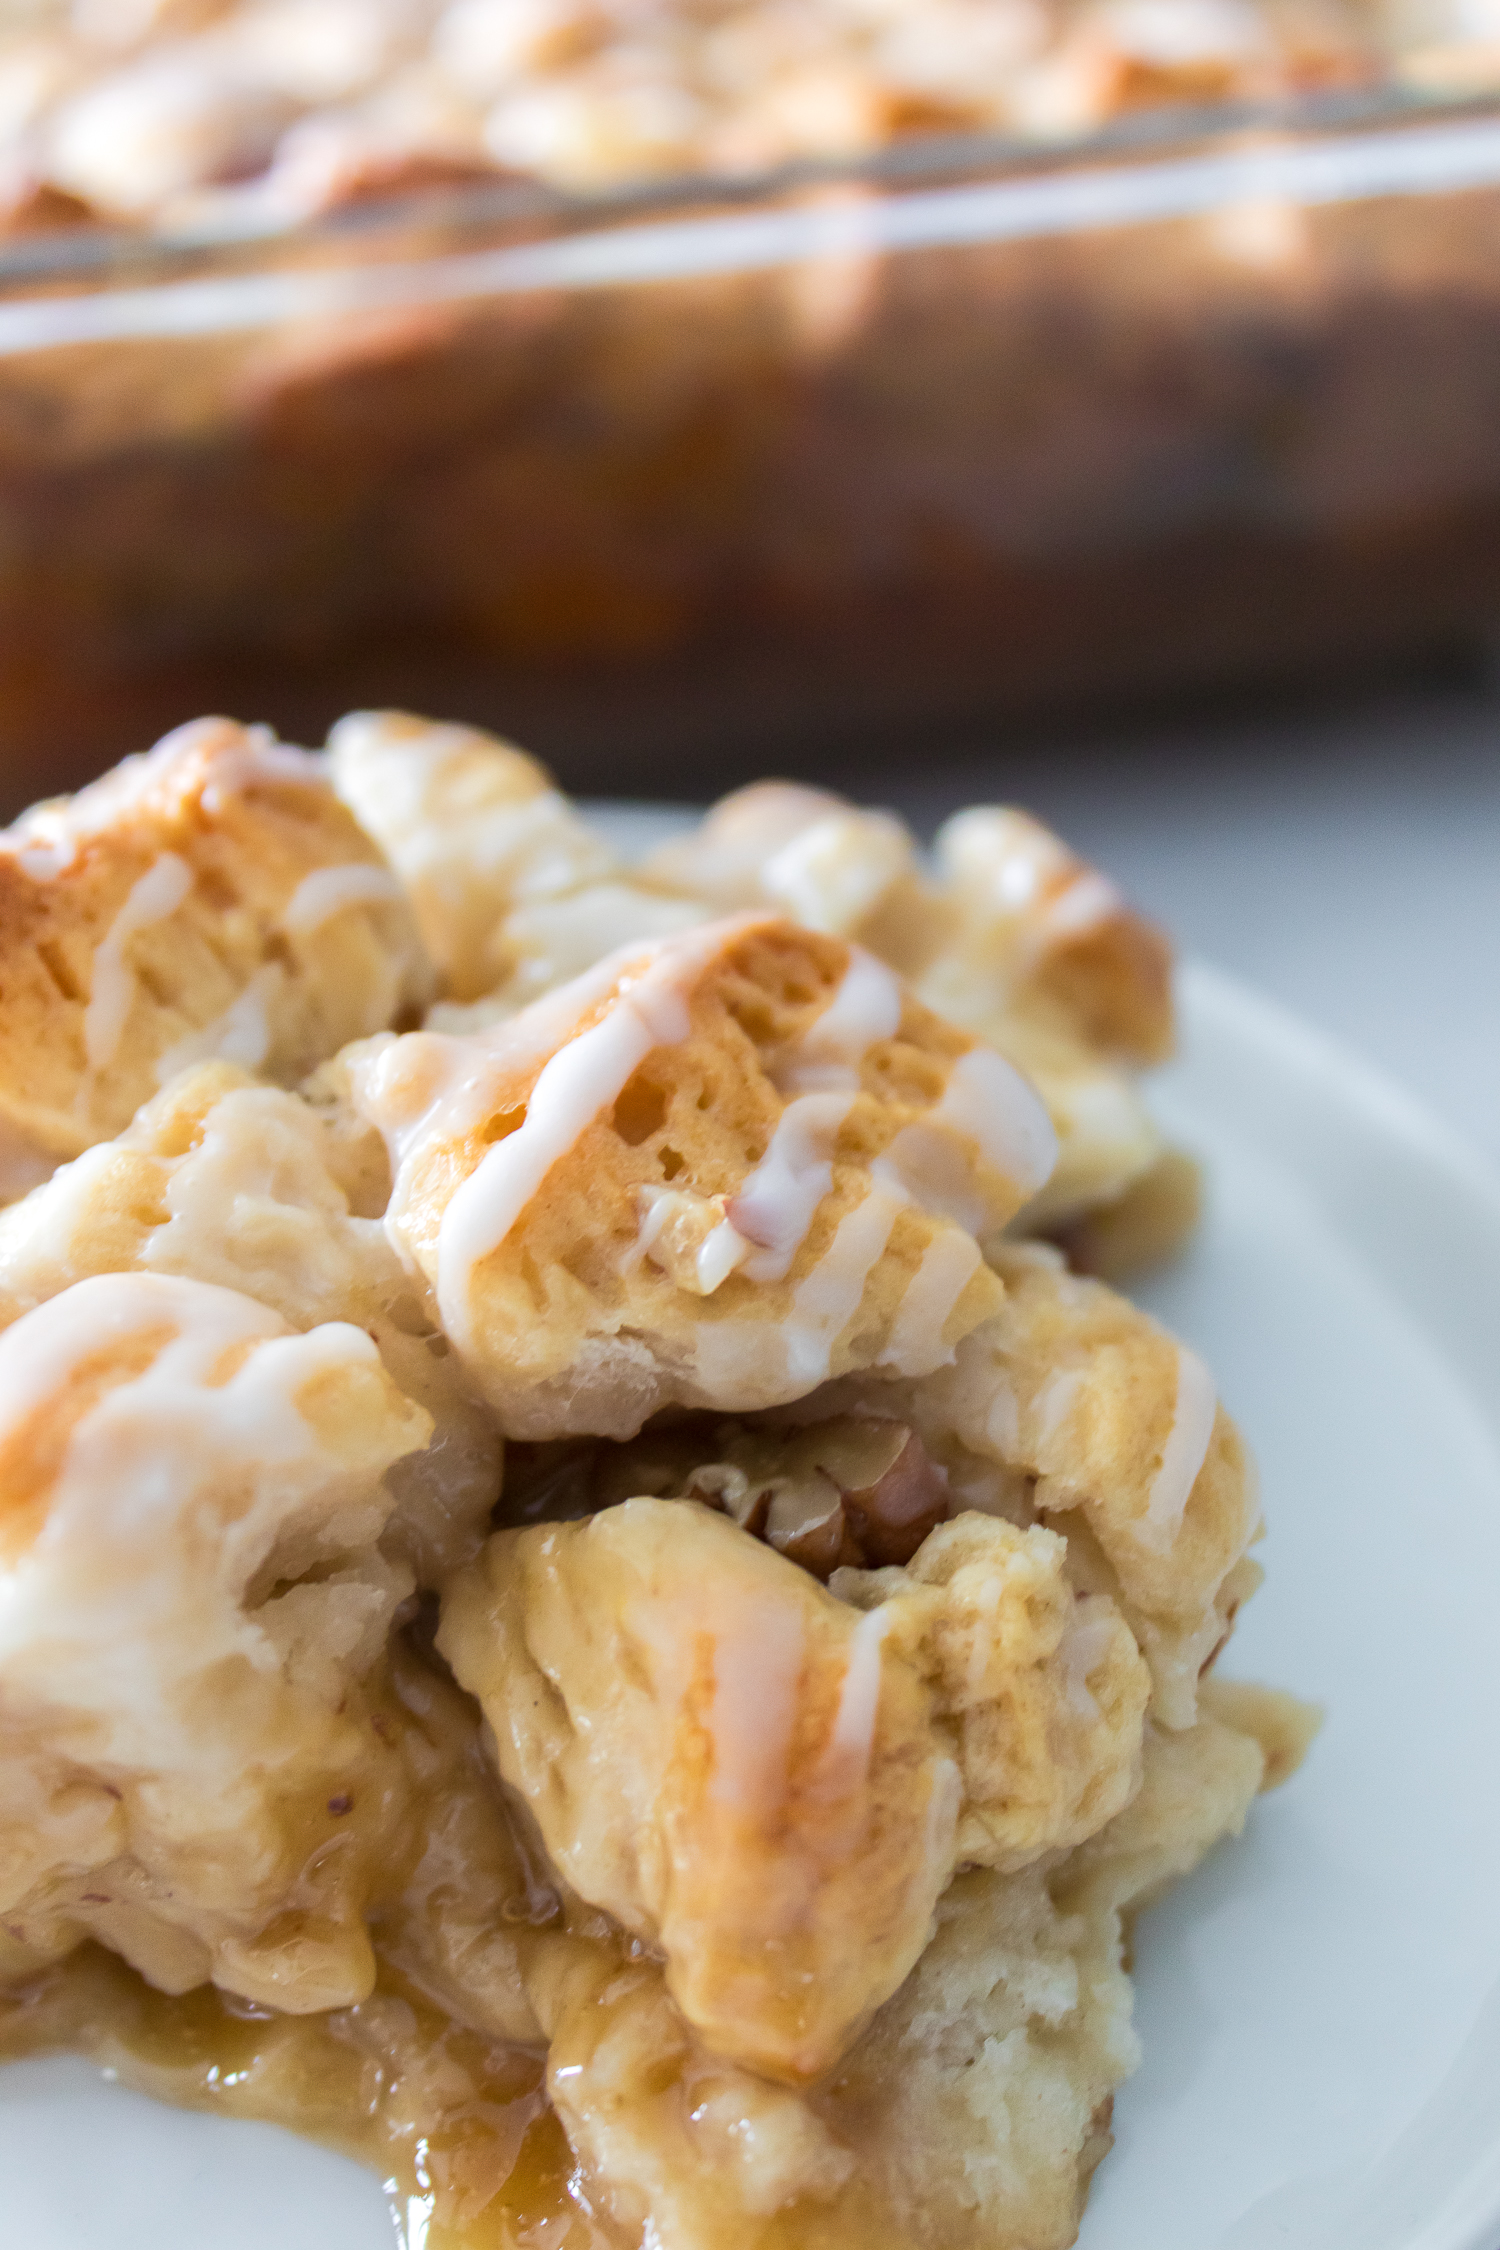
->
[0,713,1314,2250]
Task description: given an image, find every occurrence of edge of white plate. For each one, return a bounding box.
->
[1168,959,1500,2250]
[1175,958,1500,1454]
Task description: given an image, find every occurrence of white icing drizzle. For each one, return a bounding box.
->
[433,922,738,1350]
[1042,869,1124,942]
[878,1228,981,1376]
[0,1273,404,1756]
[939,807,1125,965]
[782,1185,905,1390]
[1141,1344,1218,1547]
[696,1218,750,1294]
[80,853,194,1083]
[621,1185,678,1279]
[873,1127,987,1235]
[1034,1365,1084,1446]
[815,1606,890,1797]
[992,819,1062,909]
[153,963,282,1086]
[352,939,653,1250]
[0,1271,350,1466]
[931,1046,1057,1198]
[760,809,911,936]
[196,726,326,813]
[774,947,903,1095]
[0,1273,363,1590]
[624,1186,750,1296]
[356,918,767,1253]
[706,1594,805,1815]
[12,831,76,880]
[1059,1603,1118,1722]
[983,1376,1022,1458]
[728,1092,854,1282]
[939,807,1067,910]
[912,1754,963,1920]
[282,861,404,938]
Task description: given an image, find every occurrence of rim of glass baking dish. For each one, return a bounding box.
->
[0,73,1497,286]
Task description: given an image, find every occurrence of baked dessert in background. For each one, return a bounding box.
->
[0,712,1316,2250]
[0,0,1427,235]
[5,30,1500,816]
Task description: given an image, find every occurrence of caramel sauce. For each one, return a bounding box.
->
[0,1628,624,2249]
[0,1945,613,2249]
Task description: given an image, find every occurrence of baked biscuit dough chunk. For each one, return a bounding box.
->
[327,730,1172,1249]
[641,779,932,955]
[439,1498,1147,2081]
[643,780,1176,1233]
[349,914,1056,1437]
[523,1704,1272,2250]
[0,1061,501,1585]
[832,1242,1262,1727]
[0,715,432,1188]
[638,780,1173,1063]
[924,806,1174,1067]
[328,708,702,1006]
[0,1270,433,2013]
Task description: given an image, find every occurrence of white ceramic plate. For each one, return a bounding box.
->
[3,945,1500,2250]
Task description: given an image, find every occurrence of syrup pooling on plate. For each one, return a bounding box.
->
[78,853,194,1084]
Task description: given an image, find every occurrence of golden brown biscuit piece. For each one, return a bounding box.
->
[641,779,936,955]
[349,914,1056,1437]
[327,707,700,1007]
[642,782,1172,1065]
[632,777,1176,1242]
[0,716,433,1183]
[326,737,1174,1257]
[0,1061,501,1586]
[525,1701,1272,2250]
[0,1270,432,2012]
[926,807,1174,1068]
[833,1512,1149,1873]
[440,1496,1146,2081]
[442,1497,961,2084]
[823,1241,1261,1727]
[981,1000,1169,1234]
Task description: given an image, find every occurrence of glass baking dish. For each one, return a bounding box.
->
[5,81,1500,810]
